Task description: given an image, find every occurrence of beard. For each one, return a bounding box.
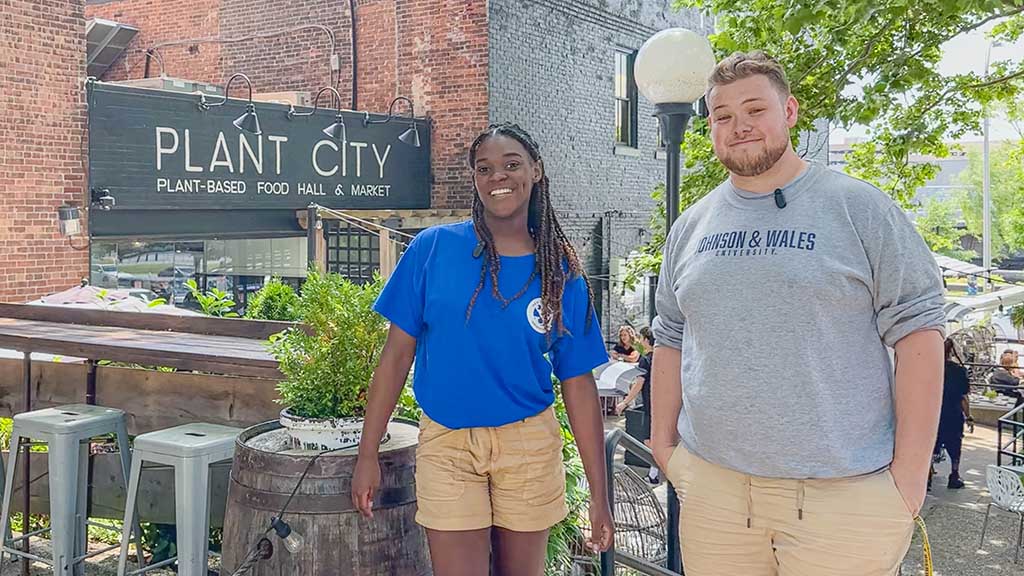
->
[718,138,788,177]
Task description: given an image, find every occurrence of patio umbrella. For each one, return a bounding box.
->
[36,284,130,305]
[593,361,646,396]
[29,285,201,316]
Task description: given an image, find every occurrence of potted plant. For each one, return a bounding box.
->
[270,269,388,450]
[1011,304,1024,340]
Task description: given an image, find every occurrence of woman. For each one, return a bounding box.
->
[615,327,658,484]
[611,325,640,363]
[931,338,971,490]
[351,123,614,576]
[992,350,1023,407]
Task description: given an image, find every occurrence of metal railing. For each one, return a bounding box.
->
[997,401,1024,467]
[601,428,682,576]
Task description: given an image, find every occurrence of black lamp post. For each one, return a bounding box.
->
[653,102,694,225]
[628,27,716,575]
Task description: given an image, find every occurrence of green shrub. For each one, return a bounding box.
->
[245,278,301,322]
[271,271,387,419]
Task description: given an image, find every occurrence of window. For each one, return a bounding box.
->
[89,238,308,315]
[325,220,380,286]
[614,50,638,147]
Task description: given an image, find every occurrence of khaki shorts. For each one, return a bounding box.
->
[415,407,568,532]
[664,444,915,576]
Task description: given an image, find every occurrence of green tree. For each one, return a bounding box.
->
[915,196,973,259]
[625,0,1024,285]
[955,140,1024,258]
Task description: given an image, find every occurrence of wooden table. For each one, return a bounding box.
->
[0,302,301,575]
[0,318,282,380]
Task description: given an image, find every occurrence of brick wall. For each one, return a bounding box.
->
[395,0,489,208]
[0,0,90,301]
[488,0,711,337]
[86,0,222,84]
[218,0,350,99]
[85,0,489,210]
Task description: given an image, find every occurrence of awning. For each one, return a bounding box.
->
[933,253,986,278]
[86,19,139,79]
[946,285,1024,320]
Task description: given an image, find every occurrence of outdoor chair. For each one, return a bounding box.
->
[980,464,1024,563]
[117,423,240,576]
[0,404,143,576]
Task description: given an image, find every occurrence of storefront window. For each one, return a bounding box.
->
[89,238,305,312]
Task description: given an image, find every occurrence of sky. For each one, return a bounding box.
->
[831,22,1024,145]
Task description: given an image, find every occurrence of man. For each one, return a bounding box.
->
[651,51,946,576]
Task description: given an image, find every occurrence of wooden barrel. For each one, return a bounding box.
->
[221,420,430,575]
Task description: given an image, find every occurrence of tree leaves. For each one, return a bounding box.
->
[622,0,1024,282]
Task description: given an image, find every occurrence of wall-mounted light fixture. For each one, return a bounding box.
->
[198,73,262,135]
[288,86,347,143]
[56,202,90,250]
[57,203,82,237]
[365,96,420,147]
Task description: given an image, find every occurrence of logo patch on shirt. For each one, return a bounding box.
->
[526,298,547,334]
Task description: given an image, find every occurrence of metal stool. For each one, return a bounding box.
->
[0,404,142,576]
[117,423,240,576]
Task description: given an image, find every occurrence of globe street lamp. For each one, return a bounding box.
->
[634,28,715,323]
[634,28,716,228]
[626,27,714,576]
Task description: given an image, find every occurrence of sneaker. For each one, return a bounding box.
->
[948,476,965,490]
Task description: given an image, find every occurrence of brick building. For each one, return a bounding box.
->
[3,0,710,337]
[0,0,89,301]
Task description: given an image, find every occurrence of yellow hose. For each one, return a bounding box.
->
[914,515,933,576]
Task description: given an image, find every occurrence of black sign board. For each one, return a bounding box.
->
[87,82,432,212]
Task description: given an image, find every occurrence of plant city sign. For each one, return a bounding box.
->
[87,82,432,211]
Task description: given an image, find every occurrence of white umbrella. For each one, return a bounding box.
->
[28,284,202,316]
[593,361,646,397]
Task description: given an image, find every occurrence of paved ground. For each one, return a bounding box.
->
[901,424,1024,576]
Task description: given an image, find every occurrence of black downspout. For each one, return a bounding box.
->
[348,0,358,110]
[143,50,152,79]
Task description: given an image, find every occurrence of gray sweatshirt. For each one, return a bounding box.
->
[652,162,945,478]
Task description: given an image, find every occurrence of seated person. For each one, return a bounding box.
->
[615,327,658,483]
[610,325,640,363]
[1009,349,1023,378]
[991,349,1022,407]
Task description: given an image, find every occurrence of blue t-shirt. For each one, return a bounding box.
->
[373,220,608,429]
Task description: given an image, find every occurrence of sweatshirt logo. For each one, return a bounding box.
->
[696,229,816,257]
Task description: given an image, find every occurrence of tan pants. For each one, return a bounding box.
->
[664,445,915,576]
[414,407,567,532]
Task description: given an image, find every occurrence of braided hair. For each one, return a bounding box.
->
[465,122,596,337]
